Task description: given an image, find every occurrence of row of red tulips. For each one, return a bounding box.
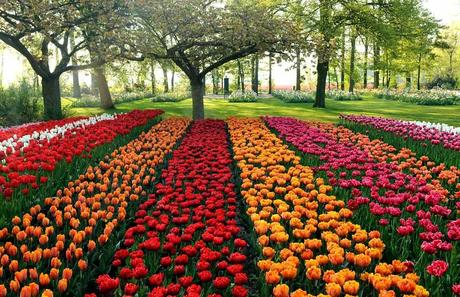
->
[87,120,249,297]
[265,116,459,296]
[1,110,163,199]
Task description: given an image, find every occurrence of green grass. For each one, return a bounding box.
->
[66,94,460,126]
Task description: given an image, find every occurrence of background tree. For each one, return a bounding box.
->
[121,0,290,119]
[0,1,123,119]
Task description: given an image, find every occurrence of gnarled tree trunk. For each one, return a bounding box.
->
[314,60,328,108]
[42,76,62,119]
[295,48,301,91]
[191,78,204,120]
[94,66,114,109]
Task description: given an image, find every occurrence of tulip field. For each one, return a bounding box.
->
[0,111,458,297]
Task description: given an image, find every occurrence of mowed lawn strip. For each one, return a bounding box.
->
[65,95,460,127]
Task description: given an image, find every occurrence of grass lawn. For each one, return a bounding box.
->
[65,95,460,126]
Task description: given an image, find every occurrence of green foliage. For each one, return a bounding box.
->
[151,92,190,102]
[0,81,42,126]
[426,75,457,90]
[272,90,315,103]
[327,90,362,101]
[228,90,258,102]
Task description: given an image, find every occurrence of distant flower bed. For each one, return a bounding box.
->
[71,91,153,108]
[228,90,258,102]
[372,88,460,106]
[151,92,189,102]
[327,90,363,101]
[272,90,314,103]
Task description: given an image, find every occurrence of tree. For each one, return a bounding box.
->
[0,1,122,119]
[251,54,260,94]
[121,0,288,119]
[150,60,157,95]
[69,33,82,98]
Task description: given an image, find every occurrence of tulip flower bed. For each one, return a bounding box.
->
[0,109,163,226]
[89,120,249,297]
[0,117,190,297]
[228,117,428,297]
[265,116,459,296]
[340,114,460,166]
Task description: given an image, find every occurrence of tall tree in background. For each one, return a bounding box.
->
[251,54,259,94]
[150,60,157,95]
[0,1,122,119]
[268,52,273,94]
[363,36,369,88]
[121,0,290,119]
[348,27,357,92]
[69,33,81,98]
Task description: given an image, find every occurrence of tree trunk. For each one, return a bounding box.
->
[150,61,156,95]
[69,33,81,98]
[268,53,273,94]
[340,30,345,91]
[191,79,204,120]
[417,54,422,90]
[94,66,114,109]
[237,59,245,92]
[406,72,411,89]
[0,50,3,88]
[295,48,301,91]
[334,67,339,90]
[162,65,169,93]
[34,74,39,94]
[252,54,259,94]
[386,70,390,88]
[363,38,368,88]
[42,76,63,119]
[314,60,328,108]
[349,31,357,93]
[171,70,175,92]
[374,44,380,89]
[212,69,219,94]
[91,72,98,95]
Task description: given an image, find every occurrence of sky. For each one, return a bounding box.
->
[1,1,460,88]
[424,0,460,25]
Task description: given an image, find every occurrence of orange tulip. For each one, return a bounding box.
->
[273,284,290,297]
[265,270,281,285]
[0,285,7,297]
[39,273,50,286]
[325,283,342,297]
[343,280,360,295]
[41,289,54,297]
[62,268,73,280]
[57,279,67,293]
[19,286,31,297]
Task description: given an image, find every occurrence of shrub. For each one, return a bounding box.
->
[426,75,457,90]
[0,81,42,127]
[272,90,315,103]
[228,90,258,102]
[151,92,189,102]
[327,90,362,101]
[374,88,459,106]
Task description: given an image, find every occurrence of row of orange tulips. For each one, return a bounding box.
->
[227,118,429,297]
[0,118,190,296]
